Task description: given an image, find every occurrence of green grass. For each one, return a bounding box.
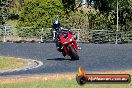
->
[0,56,27,71]
[0,56,131,88]
[0,78,131,88]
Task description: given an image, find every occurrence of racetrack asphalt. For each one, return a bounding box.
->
[0,43,132,76]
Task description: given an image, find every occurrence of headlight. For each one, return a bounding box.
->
[70,39,72,42]
[63,42,68,45]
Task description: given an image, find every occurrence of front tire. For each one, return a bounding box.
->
[69,46,79,60]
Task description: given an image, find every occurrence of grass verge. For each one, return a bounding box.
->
[0,56,27,71]
[0,78,131,88]
[0,73,131,88]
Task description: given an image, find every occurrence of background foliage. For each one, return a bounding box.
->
[0,0,132,38]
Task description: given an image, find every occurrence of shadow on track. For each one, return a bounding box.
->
[47,58,78,61]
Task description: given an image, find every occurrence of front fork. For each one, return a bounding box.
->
[63,41,78,56]
[72,40,79,51]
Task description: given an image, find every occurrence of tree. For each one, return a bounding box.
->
[17,0,65,28]
[63,12,88,29]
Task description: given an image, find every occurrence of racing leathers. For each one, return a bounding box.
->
[51,27,77,52]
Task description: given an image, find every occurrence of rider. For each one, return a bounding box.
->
[51,18,80,56]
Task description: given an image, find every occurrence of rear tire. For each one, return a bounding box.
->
[69,46,79,60]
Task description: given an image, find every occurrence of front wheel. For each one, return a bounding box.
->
[69,46,79,60]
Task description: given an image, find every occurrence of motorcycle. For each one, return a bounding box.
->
[57,30,79,60]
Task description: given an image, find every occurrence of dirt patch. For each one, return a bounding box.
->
[0,73,75,84]
[0,70,132,84]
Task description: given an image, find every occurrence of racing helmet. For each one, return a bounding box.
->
[52,18,61,31]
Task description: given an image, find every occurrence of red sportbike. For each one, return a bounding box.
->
[57,30,79,60]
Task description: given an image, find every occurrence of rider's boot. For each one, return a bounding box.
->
[62,51,66,57]
[77,44,81,50]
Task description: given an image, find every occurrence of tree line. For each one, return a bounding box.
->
[0,0,132,38]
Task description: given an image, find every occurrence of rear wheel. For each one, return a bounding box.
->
[69,46,79,60]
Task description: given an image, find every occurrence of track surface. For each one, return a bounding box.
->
[0,43,132,76]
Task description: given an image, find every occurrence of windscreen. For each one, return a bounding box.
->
[59,30,69,39]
